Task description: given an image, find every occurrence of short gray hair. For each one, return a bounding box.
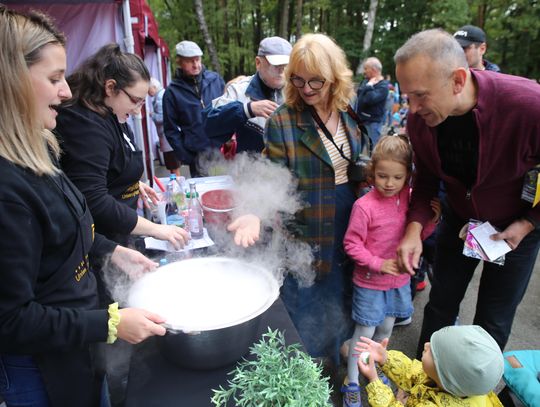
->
[150,77,162,91]
[394,29,468,78]
[364,57,382,73]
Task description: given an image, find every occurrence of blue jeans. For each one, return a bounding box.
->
[281,184,356,365]
[416,206,540,357]
[365,121,384,146]
[0,354,111,407]
[0,355,50,407]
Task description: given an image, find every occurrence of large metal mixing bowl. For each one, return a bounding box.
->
[127,257,279,369]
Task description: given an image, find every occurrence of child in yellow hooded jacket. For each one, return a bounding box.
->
[355,325,504,407]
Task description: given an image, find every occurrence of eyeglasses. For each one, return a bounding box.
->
[120,88,145,107]
[289,76,326,90]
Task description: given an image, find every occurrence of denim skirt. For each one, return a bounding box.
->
[352,283,413,326]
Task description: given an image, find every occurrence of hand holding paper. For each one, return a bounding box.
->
[469,222,512,261]
[489,218,536,250]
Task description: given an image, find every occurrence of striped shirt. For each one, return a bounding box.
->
[318,117,351,185]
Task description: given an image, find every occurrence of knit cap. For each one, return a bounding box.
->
[430,325,503,397]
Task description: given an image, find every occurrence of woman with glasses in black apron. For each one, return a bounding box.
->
[0,8,167,406]
[55,44,188,252]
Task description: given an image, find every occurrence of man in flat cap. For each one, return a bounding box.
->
[454,25,501,72]
[204,36,292,154]
[163,40,225,176]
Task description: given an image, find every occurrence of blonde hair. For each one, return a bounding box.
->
[367,135,413,179]
[284,33,354,112]
[0,7,65,175]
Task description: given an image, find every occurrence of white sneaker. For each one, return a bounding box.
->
[394,317,412,326]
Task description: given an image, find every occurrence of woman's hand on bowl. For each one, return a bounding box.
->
[227,214,261,247]
[110,245,158,279]
[117,308,167,344]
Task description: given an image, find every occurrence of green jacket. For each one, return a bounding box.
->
[264,104,363,274]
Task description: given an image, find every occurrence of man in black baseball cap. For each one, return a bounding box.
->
[453,25,500,72]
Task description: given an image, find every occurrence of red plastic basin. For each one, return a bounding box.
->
[201,189,235,225]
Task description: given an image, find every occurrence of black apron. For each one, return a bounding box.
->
[106,123,144,248]
[35,173,102,407]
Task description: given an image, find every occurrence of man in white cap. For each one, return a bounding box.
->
[163,40,225,176]
[204,36,292,154]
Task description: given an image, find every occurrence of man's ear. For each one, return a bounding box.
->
[255,56,262,71]
[479,42,487,56]
[452,68,467,94]
[104,79,117,97]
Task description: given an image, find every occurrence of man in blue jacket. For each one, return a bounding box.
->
[204,36,292,154]
[355,57,390,146]
[163,40,225,176]
[356,57,390,145]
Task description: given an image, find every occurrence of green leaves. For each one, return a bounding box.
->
[211,328,332,406]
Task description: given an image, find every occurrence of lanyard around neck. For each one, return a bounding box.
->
[309,106,353,164]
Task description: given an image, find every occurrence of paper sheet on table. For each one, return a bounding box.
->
[144,228,214,252]
[469,222,512,261]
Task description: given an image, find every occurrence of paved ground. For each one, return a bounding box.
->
[391,256,540,359]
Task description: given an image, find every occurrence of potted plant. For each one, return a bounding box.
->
[211,328,332,406]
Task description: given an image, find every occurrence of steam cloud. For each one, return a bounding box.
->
[101,151,317,306]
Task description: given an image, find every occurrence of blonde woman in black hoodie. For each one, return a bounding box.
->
[0,8,166,406]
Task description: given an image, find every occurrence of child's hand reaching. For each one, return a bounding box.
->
[430,198,441,224]
[354,337,389,382]
[356,348,378,382]
[380,259,400,276]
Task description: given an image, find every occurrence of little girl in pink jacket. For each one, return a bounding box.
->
[341,135,440,406]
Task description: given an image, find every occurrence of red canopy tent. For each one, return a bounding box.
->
[4,0,170,182]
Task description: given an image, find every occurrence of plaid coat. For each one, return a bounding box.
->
[264,104,363,274]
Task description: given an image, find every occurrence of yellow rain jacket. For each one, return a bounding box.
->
[365,350,503,407]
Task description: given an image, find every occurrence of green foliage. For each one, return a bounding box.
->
[148,0,540,81]
[210,328,332,407]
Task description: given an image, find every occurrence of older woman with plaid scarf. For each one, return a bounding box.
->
[264,33,365,368]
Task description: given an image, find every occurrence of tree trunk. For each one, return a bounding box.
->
[193,0,221,74]
[357,0,378,74]
[363,0,378,53]
[477,2,487,28]
[253,0,262,53]
[279,0,290,39]
[295,0,303,39]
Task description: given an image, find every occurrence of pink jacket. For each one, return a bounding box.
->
[344,188,435,290]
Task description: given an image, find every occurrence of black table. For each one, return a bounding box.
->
[125,298,302,406]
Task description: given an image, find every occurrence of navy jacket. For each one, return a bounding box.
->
[163,68,224,164]
[355,79,390,123]
[483,59,501,72]
[204,72,281,153]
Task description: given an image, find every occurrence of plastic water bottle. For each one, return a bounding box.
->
[159,258,169,267]
[167,174,184,210]
[187,180,204,239]
[166,177,184,227]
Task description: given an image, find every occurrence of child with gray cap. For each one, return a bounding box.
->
[354,325,504,406]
